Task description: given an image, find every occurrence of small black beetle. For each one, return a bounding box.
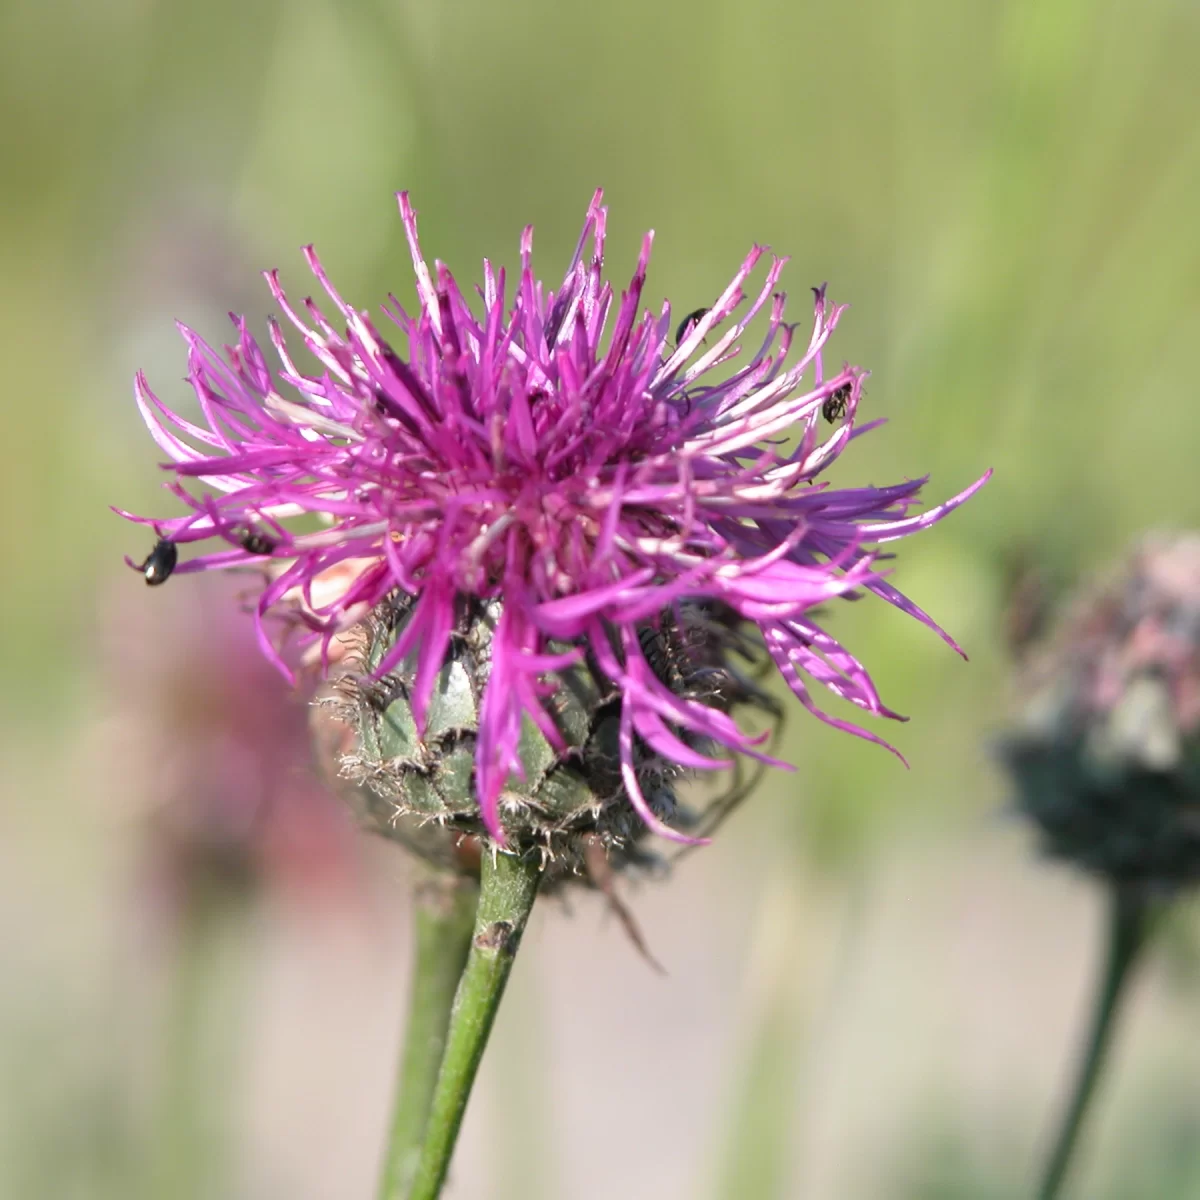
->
[674,307,710,346]
[822,383,852,423]
[136,538,177,586]
[239,531,277,556]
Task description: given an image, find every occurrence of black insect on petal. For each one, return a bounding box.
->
[675,308,709,347]
[822,382,852,424]
[137,538,177,586]
[239,531,277,556]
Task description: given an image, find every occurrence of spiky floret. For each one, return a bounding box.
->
[117,190,989,845]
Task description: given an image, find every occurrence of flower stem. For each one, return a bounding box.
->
[147,884,248,1200]
[405,849,543,1200]
[1036,886,1151,1200]
[378,874,479,1200]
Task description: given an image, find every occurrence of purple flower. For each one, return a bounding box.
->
[117,191,989,845]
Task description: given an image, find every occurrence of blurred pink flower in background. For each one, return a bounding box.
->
[1004,533,1200,891]
[93,571,362,917]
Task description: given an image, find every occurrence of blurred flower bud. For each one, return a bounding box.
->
[96,575,360,916]
[1002,534,1200,892]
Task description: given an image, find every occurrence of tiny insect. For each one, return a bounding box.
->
[674,307,709,346]
[136,537,177,586]
[822,382,852,423]
[239,531,277,556]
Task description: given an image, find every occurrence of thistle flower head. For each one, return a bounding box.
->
[118,191,988,850]
[1003,534,1200,892]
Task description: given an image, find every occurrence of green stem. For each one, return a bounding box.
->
[378,874,479,1200]
[1036,887,1151,1200]
[405,849,543,1200]
[146,885,247,1200]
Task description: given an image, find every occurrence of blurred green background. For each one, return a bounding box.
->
[4,0,1200,1196]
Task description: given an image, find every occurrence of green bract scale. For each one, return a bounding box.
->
[324,594,776,881]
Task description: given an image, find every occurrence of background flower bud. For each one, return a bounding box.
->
[1002,534,1200,892]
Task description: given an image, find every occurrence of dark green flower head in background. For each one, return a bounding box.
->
[1004,534,1200,893]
